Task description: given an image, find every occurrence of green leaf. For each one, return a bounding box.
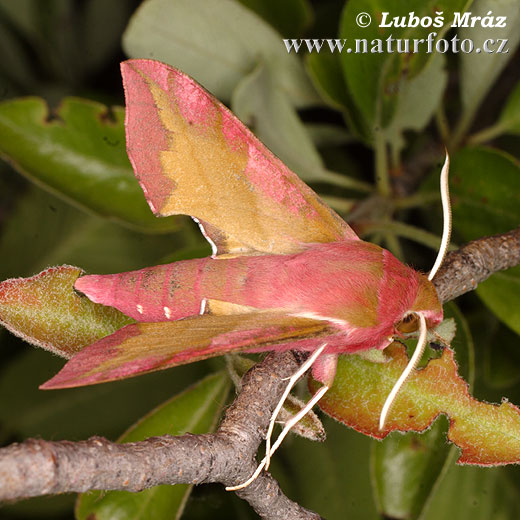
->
[0,96,176,232]
[120,372,230,442]
[237,0,313,36]
[482,318,520,389]
[459,0,520,123]
[304,123,352,148]
[446,302,475,387]
[306,52,369,140]
[312,343,520,466]
[371,303,475,519]
[0,265,133,357]
[476,265,520,336]
[422,465,520,520]
[75,372,231,520]
[468,80,520,144]
[497,81,520,135]
[372,416,452,520]
[122,0,319,107]
[450,147,520,240]
[446,147,520,335]
[0,348,213,441]
[306,53,350,111]
[339,0,469,133]
[0,185,185,280]
[385,52,447,153]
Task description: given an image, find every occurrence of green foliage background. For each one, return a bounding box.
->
[0,0,519,518]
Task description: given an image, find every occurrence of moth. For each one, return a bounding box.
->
[41,59,451,488]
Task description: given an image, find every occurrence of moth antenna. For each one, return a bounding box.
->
[379,313,428,430]
[226,344,328,492]
[429,152,451,281]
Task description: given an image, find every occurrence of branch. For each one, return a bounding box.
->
[433,226,520,302]
[1,351,322,519]
[1,228,520,517]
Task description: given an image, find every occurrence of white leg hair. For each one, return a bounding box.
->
[226,384,329,491]
[265,343,327,470]
[379,313,428,430]
[268,384,329,459]
[226,344,328,491]
[429,152,452,281]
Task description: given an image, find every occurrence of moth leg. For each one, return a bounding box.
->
[227,384,329,492]
[266,382,329,463]
[429,329,451,349]
[226,344,327,491]
[264,343,327,470]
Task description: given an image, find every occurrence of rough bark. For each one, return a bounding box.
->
[433,226,520,302]
[1,351,322,519]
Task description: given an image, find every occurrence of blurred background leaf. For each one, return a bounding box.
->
[0,97,177,232]
[338,0,469,135]
[122,0,319,105]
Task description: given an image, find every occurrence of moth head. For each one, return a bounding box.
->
[408,274,443,329]
[392,274,442,339]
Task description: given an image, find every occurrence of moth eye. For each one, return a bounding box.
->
[396,313,419,333]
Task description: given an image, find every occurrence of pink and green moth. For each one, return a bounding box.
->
[41,59,450,488]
